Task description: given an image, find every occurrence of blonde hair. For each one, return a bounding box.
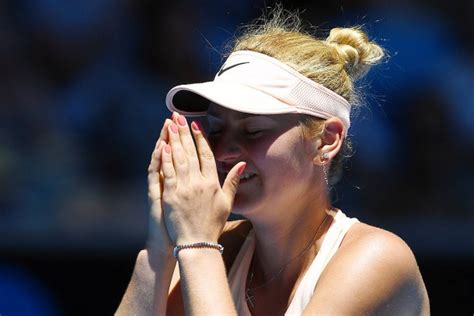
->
[228,8,385,186]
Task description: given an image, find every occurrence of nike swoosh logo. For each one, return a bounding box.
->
[217,62,250,76]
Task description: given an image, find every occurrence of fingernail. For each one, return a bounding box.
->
[164,144,171,154]
[177,115,187,127]
[163,119,171,130]
[191,121,200,131]
[237,163,247,176]
[195,121,204,131]
[170,123,178,134]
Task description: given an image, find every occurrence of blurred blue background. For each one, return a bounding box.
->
[0,0,472,314]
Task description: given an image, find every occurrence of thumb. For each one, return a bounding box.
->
[222,162,247,200]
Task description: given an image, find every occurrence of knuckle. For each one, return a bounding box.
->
[183,141,193,151]
[162,167,174,178]
[196,186,205,196]
[179,192,191,202]
[174,188,191,202]
[173,149,188,164]
[202,179,218,190]
[163,172,174,179]
[170,130,181,140]
[175,154,187,166]
[187,155,199,165]
[188,182,203,194]
[162,185,176,198]
[148,188,161,200]
[201,148,214,160]
[180,127,191,136]
[162,194,172,206]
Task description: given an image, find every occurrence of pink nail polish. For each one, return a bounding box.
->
[237,163,247,176]
[195,121,204,131]
[163,119,171,130]
[177,115,187,127]
[164,144,171,154]
[191,121,199,131]
[170,123,178,134]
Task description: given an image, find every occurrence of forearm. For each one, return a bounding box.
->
[116,249,176,316]
[177,249,237,316]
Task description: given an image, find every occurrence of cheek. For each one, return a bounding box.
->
[261,137,311,181]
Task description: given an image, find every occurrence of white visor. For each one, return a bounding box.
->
[165,50,351,132]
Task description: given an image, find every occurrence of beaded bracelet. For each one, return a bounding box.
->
[173,241,224,258]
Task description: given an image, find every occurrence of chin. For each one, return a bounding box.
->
[231,192,260,217]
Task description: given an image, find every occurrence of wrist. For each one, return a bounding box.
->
[173,241,224,258]
[143,246,176,268]
[175,246,224,263]
[175,235,219,246]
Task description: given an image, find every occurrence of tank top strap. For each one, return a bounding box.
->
[228,229,255,316]
[285,209,359,315]
[227,209,359,316]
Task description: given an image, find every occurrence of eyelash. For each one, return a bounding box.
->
[246,130,263,136]
[208,129,263,137]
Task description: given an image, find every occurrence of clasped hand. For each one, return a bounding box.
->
[147,112,245,256]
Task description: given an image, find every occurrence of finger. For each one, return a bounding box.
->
[148,117,173,201]
[156,118,173,149]
[149,118,172,163]
[148,140,165,178]
[148,140,165,200]
[175,114,200,173]
[223,162,246,201]
[171,111,179,123]
[168,122,189,179]
[161,144,177,190]
[148,117,172,174]
[190,120,218,179]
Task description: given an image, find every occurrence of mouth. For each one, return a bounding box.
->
[239,172,257,182]
[219,170,257,184]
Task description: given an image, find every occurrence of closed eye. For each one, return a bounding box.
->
[245,130,264,137]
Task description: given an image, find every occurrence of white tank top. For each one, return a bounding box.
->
[227,209,359,315]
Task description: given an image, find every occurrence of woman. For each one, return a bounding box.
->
[117,10,430,315]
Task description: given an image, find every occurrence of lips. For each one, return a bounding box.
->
[218,169,257,183]
[239,172,256,181]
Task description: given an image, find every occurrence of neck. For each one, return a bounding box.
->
[249,192,333,280]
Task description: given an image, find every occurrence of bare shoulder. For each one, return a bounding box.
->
[304,222,430,315]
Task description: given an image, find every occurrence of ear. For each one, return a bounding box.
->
[313,117,345,166]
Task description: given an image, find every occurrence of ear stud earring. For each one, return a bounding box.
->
[322,152,329,160]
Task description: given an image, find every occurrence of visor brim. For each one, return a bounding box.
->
[165,81,298,117]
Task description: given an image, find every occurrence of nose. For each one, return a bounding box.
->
[212,133,243,164]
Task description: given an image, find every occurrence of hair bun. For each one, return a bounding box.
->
[326,27,385,80]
